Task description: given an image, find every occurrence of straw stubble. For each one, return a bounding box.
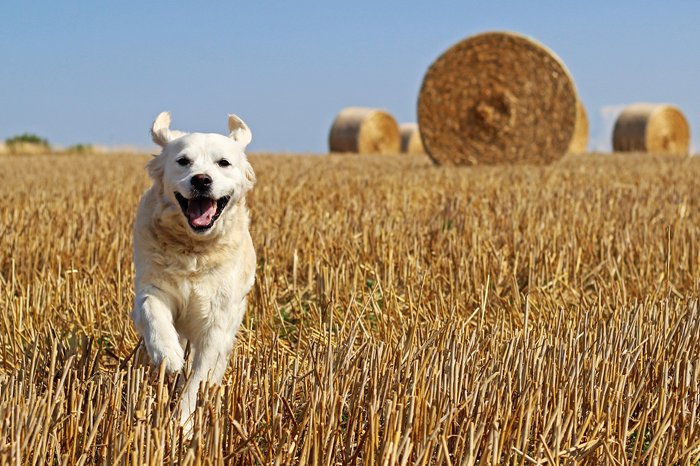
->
[2,152,700,464]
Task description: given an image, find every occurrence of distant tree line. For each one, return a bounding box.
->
[5,133,50,148]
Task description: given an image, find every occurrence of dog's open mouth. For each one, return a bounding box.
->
[174,193,230,232]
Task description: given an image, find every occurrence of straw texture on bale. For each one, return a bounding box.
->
[612,103,690,155]
[418,31,578,165]
[567,100,589,154]
[328,107,401,154]
[399,123,425,154]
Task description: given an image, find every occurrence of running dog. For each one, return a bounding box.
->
[131,111,256,425]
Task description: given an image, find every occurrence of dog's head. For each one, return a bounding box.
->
[147,111,255,236]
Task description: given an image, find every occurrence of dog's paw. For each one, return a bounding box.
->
[145,341,185,373]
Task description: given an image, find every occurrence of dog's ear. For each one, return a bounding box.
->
[243,159,256,189]
[146,155,164,182]
[151,112,172,147]
[151,111,187,147]
[228,114,252,148]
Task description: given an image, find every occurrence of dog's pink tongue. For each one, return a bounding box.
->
[187,198,217,227]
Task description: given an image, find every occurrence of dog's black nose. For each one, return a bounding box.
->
[191,174,212,190]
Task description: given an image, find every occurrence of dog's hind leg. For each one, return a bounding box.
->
[131,289,185,374]
[179,297,247,427]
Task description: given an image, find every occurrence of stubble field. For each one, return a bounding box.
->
[1,152,700,465]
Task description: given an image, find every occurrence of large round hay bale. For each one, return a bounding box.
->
[612,103,690,155]
[417,31,578,165]
[328,107,401,154]
[399,123,425,154]
[567,100,589,154]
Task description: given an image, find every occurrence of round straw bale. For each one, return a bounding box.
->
[567,100,589,154]
[399,123,425,154]
[417,31,578,165]
[328,107,401,154]
[612,103,690,155]
[6,142,49,155]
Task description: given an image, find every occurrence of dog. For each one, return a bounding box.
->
[131,111,256,426]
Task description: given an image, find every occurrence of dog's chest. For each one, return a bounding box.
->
[144,241,233,290]
[170,264,236,335]
[157,245,225,275]
[167,254,235,300]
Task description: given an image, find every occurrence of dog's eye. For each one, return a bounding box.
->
[176,157,191,167]
[217,159,231,168]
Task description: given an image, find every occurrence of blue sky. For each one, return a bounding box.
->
[1,1,698,153]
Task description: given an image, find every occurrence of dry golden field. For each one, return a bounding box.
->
[1,152,700,465]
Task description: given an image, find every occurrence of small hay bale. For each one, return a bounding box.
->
[399,123,425,154]
[328,107,401,154]
[417,31,578,165]
[567,100,589,154]
[612,103,690,155]
[6,142,50,155]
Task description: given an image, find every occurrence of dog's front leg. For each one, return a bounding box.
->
[132,289,184,373]
[179,297,247,425]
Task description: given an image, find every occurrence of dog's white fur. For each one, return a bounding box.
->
[132,111,256,425]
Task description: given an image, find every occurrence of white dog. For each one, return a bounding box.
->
[131,111,256,425]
